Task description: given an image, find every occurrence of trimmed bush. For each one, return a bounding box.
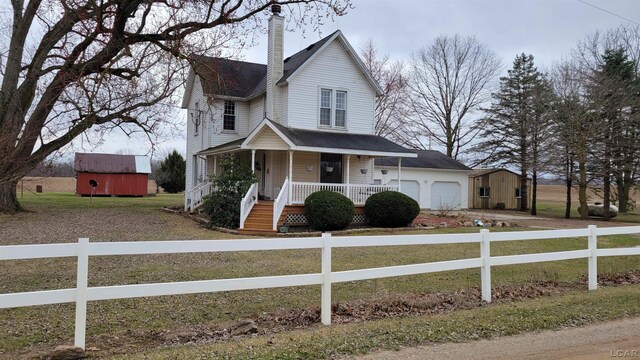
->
[365,191,420,228]
[304,190,354,231]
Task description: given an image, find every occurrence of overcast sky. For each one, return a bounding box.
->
[87,0,640,159]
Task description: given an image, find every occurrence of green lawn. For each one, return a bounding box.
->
[1,193,639,357]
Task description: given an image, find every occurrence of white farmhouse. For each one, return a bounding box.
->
[182,5,468,233]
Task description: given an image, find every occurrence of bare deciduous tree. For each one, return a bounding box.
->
[0,0,351,212]
[359,40,409,144]
[406,34,501,159]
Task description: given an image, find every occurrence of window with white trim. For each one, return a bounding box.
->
[319,88,347,128]
[223,101,236,132]
[320,89,332,126]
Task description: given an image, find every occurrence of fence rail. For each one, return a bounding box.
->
[289,182,397,205]
[2,225,640,349]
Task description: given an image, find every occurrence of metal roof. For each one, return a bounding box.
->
[375,150,471,171]
[74,153,151,174]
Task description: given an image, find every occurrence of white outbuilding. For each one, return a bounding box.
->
[373,150,471,210]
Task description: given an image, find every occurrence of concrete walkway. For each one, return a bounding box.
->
[353,317,640,360]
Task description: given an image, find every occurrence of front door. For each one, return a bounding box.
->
[320,153,343,183]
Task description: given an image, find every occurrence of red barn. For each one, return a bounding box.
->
[74,153,151,196]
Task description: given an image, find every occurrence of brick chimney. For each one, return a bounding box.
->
[266,4,283,122]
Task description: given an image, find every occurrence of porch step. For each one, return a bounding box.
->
[242,201,277,233]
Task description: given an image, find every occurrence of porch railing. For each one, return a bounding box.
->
[184,181,213,212]
[290,182,398,205]
[273,178,289,230]
[240,183,258,229]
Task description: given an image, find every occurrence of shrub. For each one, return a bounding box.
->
[304,190,354,231]
[365,191,420,228]
[201,155,258,229]
[154,150,186,194]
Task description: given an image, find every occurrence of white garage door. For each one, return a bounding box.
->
[431,181,461,210]
[387,180,420,205]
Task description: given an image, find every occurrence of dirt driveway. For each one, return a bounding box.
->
[355,317,640,360]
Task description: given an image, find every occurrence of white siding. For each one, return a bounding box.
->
[249,95,265,132]
[286,40,376,135]
[373,167,470,210]
[185,76,253,191]
[185,76,207,190]
[280,85,288,126]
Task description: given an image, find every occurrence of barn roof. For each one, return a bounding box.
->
[74,153,151,174]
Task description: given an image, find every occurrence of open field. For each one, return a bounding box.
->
[1,192,640,358]
[536,185,640,223]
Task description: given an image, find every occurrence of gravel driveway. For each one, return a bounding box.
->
[355,317,640,360]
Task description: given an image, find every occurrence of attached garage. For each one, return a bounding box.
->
[387,180,420,204]
[374,150,471,210]
[431,181,462,210]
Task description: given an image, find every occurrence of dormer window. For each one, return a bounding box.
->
[223,101,236,132]
[319,88,347,129]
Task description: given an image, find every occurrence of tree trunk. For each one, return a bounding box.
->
[530,170,537,216]
[565,159,573,219]
[520,174,528,212]
[0,180,23,213]
[603,172,611,221]
[578,161,589,220]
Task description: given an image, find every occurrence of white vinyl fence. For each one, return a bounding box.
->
[2,225,640,349]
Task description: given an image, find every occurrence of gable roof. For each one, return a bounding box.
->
[74,153,151,174]
[469,168,523,178]
[185,30,382,104]
[374,150,471,171]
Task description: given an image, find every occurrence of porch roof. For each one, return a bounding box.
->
[197,137,245,155]
[198,119,418,158]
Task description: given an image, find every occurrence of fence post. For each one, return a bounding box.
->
[480,229,491,302]
[588,225,598,290]
[321,232,332,325]
[74,238,89,349]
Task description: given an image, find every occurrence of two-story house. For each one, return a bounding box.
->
[183,5,418,233]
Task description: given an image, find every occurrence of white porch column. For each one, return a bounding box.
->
[397,158,402,192]
[213,156,217,176]
[288,151,293,204]
[345,155,350,198]
[251,149,256,173]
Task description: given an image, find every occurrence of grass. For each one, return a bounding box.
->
[1,192,640,357]
[113,285,640,360]
[535,199,640,224]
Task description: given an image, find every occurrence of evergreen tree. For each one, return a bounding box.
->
[475,53,552,213]
[155,150,186,194]
[586,49,638,219]
[201,155,258,229]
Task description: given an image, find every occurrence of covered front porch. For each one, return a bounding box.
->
[185,119,417,232]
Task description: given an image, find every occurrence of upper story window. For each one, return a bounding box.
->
[223,101,236,132]
[319,88,347,129]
